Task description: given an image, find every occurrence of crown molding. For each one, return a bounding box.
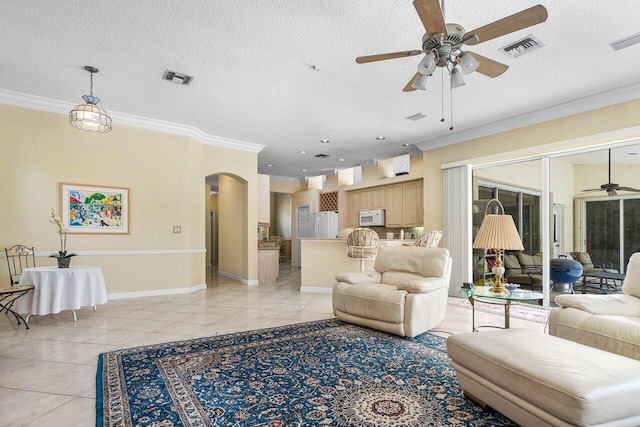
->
[416,81,640,152]
[0,88,264,154]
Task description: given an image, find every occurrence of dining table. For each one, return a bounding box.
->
[16,265,108,323]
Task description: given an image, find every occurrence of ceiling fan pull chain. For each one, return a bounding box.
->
[440,68,445,123]
[450,77,454,131]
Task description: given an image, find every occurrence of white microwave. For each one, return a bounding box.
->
[359,209,385,227]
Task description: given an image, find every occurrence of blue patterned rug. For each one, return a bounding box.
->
[97,319,515,426]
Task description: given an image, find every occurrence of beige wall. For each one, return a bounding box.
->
[423,98,640,235]
[0,103,259,294]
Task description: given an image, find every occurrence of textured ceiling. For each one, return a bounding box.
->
[2,1,640,179]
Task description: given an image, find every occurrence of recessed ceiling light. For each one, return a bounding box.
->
[376,136,386,140]
[302,169,307,172]
[338,158,345,162]
[402,143,410,147]
[299,150,306,154]
[320,139,330,143]
[266,164,273,167]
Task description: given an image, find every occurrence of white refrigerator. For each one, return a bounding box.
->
[310,211,339,239]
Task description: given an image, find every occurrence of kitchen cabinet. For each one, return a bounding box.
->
[371,187,386,209]
[347,191,359,227]
[402,180,423,227]
[385,184,404,227]
[347,180,423,228]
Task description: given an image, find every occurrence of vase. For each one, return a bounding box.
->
[57,257,71,268]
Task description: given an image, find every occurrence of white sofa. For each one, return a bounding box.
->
[549,252,640,360]
[332,246,451,337]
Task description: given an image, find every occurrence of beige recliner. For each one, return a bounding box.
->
[333,246,452,337]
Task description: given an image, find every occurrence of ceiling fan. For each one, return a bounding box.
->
[356,0,548,92]
[581,149,640,196]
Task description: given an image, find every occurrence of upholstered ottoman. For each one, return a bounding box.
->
[447,329,640,426]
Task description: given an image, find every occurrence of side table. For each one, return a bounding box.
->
[461,286,544,331]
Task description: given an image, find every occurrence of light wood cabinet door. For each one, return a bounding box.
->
[358,189,372,211]
[385,184,403,227]
[347,191,359,227]
[371,187,386,209]
[402,180,421,226]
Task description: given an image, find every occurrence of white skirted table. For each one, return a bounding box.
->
[16,266,107,323]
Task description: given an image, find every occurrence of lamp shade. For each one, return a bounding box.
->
[417,53,436,76]
[451,67,465,89]
[459,52,480,75]
[69,95,112,133]
[411,73,428,90]
[472,214,524,250]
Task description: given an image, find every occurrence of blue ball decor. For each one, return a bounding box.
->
[550,258,583,284]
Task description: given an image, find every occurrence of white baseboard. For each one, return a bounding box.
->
[218,270,259,286]
[108,283,207,300]
[300,286,332,294]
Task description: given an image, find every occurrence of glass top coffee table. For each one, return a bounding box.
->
[461,286,544,331]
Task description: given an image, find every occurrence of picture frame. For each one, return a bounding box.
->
[60,183,130,234]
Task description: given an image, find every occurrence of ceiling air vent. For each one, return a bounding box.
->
[163,70,194,85]
[315,154,330,159]
[610,32,640,51]
[406,112,426,121]
[500,35,544,58]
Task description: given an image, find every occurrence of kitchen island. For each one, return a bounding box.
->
[299,238,416,292]
[258,246,280,285]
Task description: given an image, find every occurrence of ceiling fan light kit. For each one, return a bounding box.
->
[356,0,549,122]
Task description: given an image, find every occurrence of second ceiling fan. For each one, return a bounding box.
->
[356,0,548,91]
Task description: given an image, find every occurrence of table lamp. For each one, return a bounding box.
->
[473,200,524,295]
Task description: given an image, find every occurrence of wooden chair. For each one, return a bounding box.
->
[346,228,379,271]
[414,230,443,248]
[2,245,36,329]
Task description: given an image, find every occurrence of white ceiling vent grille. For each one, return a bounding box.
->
[500,35,544,58]
[163,70,194,85]
[406,112,427,121]
[610,32,640,51]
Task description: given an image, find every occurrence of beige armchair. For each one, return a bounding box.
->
[333,246,452,337]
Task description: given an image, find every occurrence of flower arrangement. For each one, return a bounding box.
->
[49,208,77,259]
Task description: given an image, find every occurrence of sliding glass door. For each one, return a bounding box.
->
[585,197,640,272]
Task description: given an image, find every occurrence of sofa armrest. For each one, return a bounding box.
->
[396,278,446,294]
[554,294,640,316]
[335,271,382,284]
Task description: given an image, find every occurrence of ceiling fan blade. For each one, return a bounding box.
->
[617,187,640,192]
[356,50,423,64]
[413,0,447,38]
[403,73,421,92]
[464,5,548,45]
[579,189,601,194]
[467,52,509,78]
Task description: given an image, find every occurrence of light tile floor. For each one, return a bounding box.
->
[0,262,545,426]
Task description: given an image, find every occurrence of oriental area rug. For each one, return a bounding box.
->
[97,319,515,426]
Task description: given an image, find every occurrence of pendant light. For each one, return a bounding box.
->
[69,66,112,133]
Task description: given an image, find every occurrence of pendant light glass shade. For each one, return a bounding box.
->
[411,73,428,90]
[417,52,437,76]
[458,52,480,75]
[69,66,112,133]
[451,67,466,89]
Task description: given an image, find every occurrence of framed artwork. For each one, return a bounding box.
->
[60,183,130,234]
